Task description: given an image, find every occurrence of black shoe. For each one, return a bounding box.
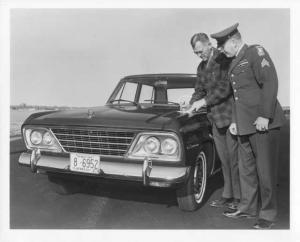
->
[223,209,256,219]
[227,199,240,210]
[210,197,232,208]
[253,219,275,229]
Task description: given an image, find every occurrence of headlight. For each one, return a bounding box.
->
[128,132,181,161]
[161,138,178,155]
[144,137,160,154]
[30,131,43,145]
[23,127,62,152]
[42,132,54,145]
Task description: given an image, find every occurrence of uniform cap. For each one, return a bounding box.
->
[210,23,239,47]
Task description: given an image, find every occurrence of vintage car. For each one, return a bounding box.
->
[18,74,220,211]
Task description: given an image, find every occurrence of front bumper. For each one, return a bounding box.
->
[18,151,190,188]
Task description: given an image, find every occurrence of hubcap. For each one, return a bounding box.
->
[193,151,207,203]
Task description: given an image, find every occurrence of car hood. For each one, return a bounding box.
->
[24,105,190,131]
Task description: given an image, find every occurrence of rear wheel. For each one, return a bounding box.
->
[176,151,207,211]
[47,174,82,195]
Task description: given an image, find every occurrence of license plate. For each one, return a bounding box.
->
[70,153,101,174]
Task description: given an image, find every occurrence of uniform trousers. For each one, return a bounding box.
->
[237,128,280,221]
[212,124,240,199]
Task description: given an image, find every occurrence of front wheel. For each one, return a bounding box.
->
[176,151,207,211]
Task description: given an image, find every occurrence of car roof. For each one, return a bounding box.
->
[123,73,197,79]
[121,73,197,88]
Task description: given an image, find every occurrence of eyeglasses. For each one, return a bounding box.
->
[194,50,203,55]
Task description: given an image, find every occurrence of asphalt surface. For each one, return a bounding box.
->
[10,120,290,229]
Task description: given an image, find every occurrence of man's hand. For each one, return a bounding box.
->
[253,117,269,131]
[229,123,237,135]
[180,103,191,111]
[190,99,207,111]
[183,99,206,117]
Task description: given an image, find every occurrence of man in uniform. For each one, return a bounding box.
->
[185,33,240,210]
[210,23,286,229]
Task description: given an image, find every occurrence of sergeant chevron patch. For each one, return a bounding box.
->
[261,58,270,68]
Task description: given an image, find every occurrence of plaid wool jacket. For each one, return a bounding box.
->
[189,48,233,128]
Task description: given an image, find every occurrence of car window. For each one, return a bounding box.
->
[139,84,155,103]
[114,82,138,103]
[167,88,194,104]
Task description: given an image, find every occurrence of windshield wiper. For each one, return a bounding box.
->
[110,99,138,106]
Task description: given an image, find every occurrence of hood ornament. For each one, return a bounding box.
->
[87,109,95,119]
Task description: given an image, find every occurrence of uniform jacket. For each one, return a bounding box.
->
[190,48,233,128]
[229,44,286,135]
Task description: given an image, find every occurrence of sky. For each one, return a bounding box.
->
[10,8,290,107]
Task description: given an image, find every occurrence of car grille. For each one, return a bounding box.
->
[51,128,136,157]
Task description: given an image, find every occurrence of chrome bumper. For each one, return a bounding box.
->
[18,151,190,187]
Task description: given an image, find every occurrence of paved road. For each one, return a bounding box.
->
[10,121,290,229]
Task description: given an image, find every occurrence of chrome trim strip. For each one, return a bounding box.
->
[57,139,131,146]
[52,133,133,140]
[48,128,66,152]
[61,145,128,152]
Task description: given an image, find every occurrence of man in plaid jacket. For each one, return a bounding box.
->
[186,33,240,209]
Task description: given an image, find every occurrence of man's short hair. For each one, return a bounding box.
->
[190,33,210,48]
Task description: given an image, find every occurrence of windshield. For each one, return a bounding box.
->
[108,79,195,106]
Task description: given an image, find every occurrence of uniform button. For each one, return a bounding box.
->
[235,97,239,100]
[232,82,236,85]
[234,89,237,92]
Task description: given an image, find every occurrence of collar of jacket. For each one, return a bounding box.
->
[204,47,219,70]
[228,44,248,74]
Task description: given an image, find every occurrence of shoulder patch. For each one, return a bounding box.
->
[256,46,265,56]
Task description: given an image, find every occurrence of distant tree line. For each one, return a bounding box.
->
[10,103,85,110]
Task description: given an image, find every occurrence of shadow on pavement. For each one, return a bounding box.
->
[71,170,224,209]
